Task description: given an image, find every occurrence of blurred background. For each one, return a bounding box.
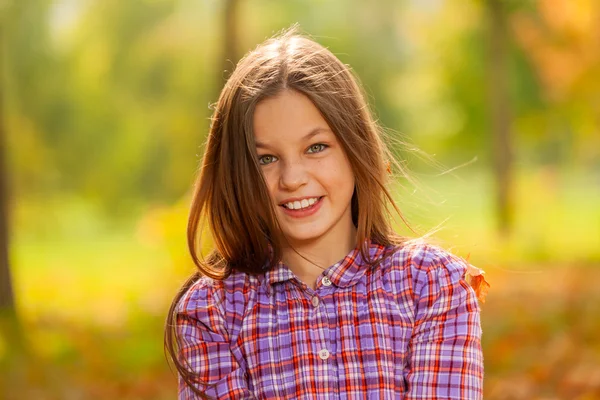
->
[0,0,599,399]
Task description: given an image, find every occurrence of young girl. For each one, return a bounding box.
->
[165,28,484,399]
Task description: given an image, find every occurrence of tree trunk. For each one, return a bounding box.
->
[222,0,240,76]
[487,0,513,236]
[211,0,241,103]
[0,17,31,400]
[0,9,16,316]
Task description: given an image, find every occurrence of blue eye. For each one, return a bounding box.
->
[307,144,327,154]
[258,154,277,165]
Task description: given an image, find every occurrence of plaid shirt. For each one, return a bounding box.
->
[176,241,483,399]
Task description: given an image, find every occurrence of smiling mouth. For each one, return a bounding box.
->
[281,196,323,211]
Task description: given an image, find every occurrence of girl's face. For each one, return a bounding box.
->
[253,89,356,248]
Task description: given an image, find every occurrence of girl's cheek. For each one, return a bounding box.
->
[262,168,278,183]
[266,177,278,192]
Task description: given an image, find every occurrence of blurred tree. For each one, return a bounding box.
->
[511,0,600,166]
[1,3,30,389]
[5,0,212,216]
[487,0,514,235]
[218,0,241,94]
[4,0,59,200]
[0,3,15,315]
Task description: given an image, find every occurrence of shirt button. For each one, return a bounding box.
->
[318,349,330,360]
[311,296,319,307]
[321,276,332,286]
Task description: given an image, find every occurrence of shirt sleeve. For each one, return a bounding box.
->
[176,281,257,400]
[404,248,484,399]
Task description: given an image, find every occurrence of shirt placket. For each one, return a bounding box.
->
[309,275,340,398]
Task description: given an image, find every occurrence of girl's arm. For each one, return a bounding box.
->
[176,283,257,400]
[404,250,484,399]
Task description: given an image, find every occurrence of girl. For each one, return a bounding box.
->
[165,28,484,399]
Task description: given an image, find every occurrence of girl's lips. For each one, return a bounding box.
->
[280,196,323,218]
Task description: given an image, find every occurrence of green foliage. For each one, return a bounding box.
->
[5,0,598,209]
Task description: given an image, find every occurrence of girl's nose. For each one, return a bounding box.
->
[279,160,308,191]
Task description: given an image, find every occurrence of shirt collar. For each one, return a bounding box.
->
[260,240,387,293]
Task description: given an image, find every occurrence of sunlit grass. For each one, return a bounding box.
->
[394,167,600,265]
[13,233,176,326]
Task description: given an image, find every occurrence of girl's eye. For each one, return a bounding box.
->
[307,144,327,154]
[258,155,277,165]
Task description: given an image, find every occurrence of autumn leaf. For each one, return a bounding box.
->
[469,274,491,303]
[464,253,491,303]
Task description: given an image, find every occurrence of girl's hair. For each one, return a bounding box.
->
[165,26,410,397]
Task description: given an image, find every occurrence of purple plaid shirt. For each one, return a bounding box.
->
[176,241,484,399]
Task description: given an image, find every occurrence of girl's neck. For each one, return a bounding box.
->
[281,225,358,287]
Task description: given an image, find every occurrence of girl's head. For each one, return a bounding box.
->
[168,27,409,397]
[189,27,405,277]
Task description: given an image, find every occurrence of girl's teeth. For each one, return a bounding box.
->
[285,197,319,210]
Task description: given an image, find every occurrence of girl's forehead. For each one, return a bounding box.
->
[253,90,334,145]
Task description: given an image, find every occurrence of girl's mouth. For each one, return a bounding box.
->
[280,196,324,217]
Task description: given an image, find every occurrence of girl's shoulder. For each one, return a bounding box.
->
[176,269,260,334]
[379,240,471,292]
[384,240,469,270]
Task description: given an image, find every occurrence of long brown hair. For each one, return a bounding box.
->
[165,26,411,397]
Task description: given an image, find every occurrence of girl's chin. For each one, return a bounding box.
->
[278,227,327,246]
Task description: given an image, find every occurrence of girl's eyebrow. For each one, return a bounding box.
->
[255,127,331,149]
